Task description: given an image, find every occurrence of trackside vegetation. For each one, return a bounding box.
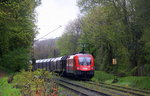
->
[117,76,150,90]
[57,0,150,76]
[0,0,41,72]
[0,68,59,96]
[57,0,150,90]
[91,71,114,82]
[0,0,150,95]
[92,71,150,90]
[0,77,21,96]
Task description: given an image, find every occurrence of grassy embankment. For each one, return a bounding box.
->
[92,71,150,90]
[1,70,149,96]
[0,77,21,96]
[0,69,58,96]
[0,69,20,96]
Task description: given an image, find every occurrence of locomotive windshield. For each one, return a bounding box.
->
[79,57,91,65]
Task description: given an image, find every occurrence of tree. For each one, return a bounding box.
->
[77,0,150,75]
[34,38,60,59]
[0,0,41,72]
[57,18,82,55]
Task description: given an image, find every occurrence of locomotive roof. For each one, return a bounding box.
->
[68,55,74,59]
[75,53,91,56]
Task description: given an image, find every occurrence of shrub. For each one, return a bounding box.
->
[91,71,150,90]
[0,77,21,96]
[91,71,114,82]
[12,68,58,96]
[1,48,29,72]
[117,76,150,90]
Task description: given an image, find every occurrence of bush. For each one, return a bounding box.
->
[0,77,21,96]
[91,71,150,90]
[117,76,150,90]
[144,64,150,76]
[12,68,58,96]
[1,48,30,72]
[91,71,114,82]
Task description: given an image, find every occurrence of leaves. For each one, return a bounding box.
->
[0,77,21,96]
[57,19,82,55]
[12,69,56,96]
[57,0,150,76]
[0,0,41,72]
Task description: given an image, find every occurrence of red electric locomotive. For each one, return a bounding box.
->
[66,53,94,78]
[34,53,94,79]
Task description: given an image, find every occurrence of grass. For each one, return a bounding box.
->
[0,69,58,96]
[92,70,150,90]
[117,76,150,90]
[91,70,114,82]
[0,77,21,96]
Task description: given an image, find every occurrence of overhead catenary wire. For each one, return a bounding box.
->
[31,25,62,63]
[35,25,62,41]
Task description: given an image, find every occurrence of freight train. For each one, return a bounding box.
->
[33,53,94,79]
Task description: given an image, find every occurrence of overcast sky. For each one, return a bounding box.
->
[35,0,80,40]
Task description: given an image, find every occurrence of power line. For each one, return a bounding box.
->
[36,25,62,41]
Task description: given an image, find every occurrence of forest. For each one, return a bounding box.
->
[0,0,150,76]
[56,0,150,76]
[0,0,41,72]
[0,0,150,95]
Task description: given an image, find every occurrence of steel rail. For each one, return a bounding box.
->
[86,82,149,96]
[58,79,111,96]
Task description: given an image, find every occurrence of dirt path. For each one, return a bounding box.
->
[0,70,6,78]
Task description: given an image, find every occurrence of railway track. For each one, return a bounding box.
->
[56,77,150,96]
[58,78,111,96]
[86,81,150,96]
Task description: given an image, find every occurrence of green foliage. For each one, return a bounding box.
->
[12,68,57,96]
[117,76,150,90]
[77,0,101,13]
[92,71,150,90]
[1,48,30,72]
[0,77,21,96]
[57,33,74,55]
[0,0,41,72]
[79,5,128,72]
[0,68,58,96]
[77,0,150,76]
[143,64,150,76]
[57,19,81,55]
[91,71,114,82]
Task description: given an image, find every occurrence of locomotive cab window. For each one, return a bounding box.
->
[79,57,91,65]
